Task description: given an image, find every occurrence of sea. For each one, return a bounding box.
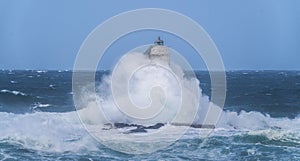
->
[0,70,299,160]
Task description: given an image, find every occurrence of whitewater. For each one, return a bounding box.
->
[0,67,300,159]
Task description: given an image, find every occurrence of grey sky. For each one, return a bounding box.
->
[0,0,299,70]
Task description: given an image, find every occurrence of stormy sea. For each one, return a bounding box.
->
[0,70,300,160]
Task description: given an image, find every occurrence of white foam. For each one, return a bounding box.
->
[36,70,47,73]
[49,84,55,89]
[0,89,27,96]
[10,80,17,84]
[0,112,97,153]
[0,150,17,160]
[31,103,51,110]
[215,110,300,142]
[0,110,299,153]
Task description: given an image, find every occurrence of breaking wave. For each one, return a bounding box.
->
[0,110,298,153]
[77,51,221,127]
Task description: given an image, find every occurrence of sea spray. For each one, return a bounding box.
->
[78,51,216,126]
[71,46,223,153]
[0,70,299,159]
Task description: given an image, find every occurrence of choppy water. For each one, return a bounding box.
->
[0,70,300,160]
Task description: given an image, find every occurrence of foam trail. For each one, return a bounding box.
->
[0,89,27,96]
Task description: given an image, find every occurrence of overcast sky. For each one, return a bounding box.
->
[0,0,299,70]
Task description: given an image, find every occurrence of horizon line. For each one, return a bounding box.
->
[1,69,300,72]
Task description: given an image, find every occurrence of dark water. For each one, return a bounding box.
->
[198,70,300,118]
[0,70,299,160]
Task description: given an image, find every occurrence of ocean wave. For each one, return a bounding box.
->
[36,70,47,73]
[0,89,27,96]
[31,103,51,110]
[0,110,299,153]
[10,80,17,84]
[214,110,300,147]
[49,84,55,89]
[218,110,300,130]
[0,111,97,153]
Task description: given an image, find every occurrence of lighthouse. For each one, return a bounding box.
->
[144,37,170,65]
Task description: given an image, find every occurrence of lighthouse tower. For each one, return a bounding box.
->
[144,37,170,65]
